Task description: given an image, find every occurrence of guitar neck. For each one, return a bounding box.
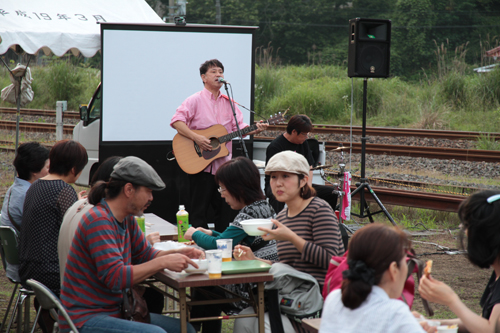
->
[219,124,258,143]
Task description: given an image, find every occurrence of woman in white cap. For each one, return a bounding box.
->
[233,150,344,332]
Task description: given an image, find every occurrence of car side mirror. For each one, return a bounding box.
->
[79,104,88,122]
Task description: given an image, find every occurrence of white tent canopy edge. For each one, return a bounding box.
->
[0,0,164,57]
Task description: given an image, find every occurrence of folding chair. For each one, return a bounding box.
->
[26,279,79,333]
[0,226,34,333]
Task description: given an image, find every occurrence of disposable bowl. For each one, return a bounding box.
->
[240,219,273,236]
[185,259,208,274]
[437,325,458,333]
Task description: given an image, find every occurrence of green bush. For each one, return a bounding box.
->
[440,71,468,107]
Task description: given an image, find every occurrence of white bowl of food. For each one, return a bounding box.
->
[185,259,208,274]
[154,241,186,251]
[240,219,274,236]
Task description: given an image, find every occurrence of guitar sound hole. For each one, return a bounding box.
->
[209,138,220,149]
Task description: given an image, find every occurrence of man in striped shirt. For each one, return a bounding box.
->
[59,156,202,333]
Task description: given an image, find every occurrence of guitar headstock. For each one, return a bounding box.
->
[267,108,289,125]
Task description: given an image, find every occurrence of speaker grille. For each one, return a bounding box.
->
[359,44,386,74]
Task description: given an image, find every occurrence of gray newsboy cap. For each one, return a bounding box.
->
[111,156,165,191]
[265,151,310,176]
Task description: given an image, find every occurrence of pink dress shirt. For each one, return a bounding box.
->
[170,87,249,175]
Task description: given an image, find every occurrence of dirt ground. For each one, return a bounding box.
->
[0,230,492,332]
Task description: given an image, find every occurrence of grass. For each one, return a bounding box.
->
[476,133,500,150]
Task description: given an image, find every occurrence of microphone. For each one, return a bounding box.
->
[218,77,230,85]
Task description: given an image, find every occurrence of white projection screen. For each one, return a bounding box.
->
[100,23,256,142]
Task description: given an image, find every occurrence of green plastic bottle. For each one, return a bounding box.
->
[176,205,189,242]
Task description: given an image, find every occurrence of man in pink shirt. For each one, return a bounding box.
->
[171,59,267,230]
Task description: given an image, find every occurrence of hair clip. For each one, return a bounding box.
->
[487,194,500,204]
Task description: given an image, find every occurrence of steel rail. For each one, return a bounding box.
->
[0,120,74,134]
[322,172,479,196]
[255,137,500,163]
[0,107,79,119]
[266,124,500,141]
[349,185,465,212]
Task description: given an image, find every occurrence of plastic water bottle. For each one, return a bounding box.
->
[176,205,189,242]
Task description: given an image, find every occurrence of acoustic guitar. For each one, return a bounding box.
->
[173,112,287,174]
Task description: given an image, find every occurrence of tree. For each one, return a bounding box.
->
[391,0,437,77]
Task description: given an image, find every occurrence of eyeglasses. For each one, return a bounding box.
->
[218,187,227,193]
[487,194,500,204]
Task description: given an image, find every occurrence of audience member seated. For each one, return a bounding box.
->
[419,190,500,333]
[319,223,431,333]
[0,142,49,282]
[58,155,163,314]
[233,151,344,332]
[19,139,87,333]
[183,157,279,332]
[59,156,202,333]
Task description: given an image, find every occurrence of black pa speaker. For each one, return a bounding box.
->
[348,18,391,78]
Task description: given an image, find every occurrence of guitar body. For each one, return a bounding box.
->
[173,124,230,174]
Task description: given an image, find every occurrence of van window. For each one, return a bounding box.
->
[89,87,102,121]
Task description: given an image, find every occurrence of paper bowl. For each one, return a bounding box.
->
[427,320,441,327]
[240,219,273,236]
[437,325,458,333]
[154,241,186,251]
[185,259,208,274]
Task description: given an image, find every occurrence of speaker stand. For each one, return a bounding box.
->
[350,78,396,226]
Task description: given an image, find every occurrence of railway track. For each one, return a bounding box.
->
[266,124,500,141]
[350,185,465,213]
[255,137,500,163]
[1,107,498,141]
[0,120,497,162]
[0,120,74,134]
[0,107,79,119]
[0,110,495,214]
[323,173,478,196]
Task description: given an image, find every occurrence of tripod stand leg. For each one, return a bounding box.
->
[365,184,396,226]
[350,184,375,223]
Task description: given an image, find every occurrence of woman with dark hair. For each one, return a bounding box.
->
[319,223,426,333]
[236,151,344,288]
[233,151,344,333]
[418,190,500,332]
[184,156,278,261]
[0,142,49,281]
[184,156,278,333]
[19,139,87,333]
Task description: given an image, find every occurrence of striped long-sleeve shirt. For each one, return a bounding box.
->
[58,199,159,333]
[276,196,344,290]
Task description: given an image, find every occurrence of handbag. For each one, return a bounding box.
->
[121,286,150,323]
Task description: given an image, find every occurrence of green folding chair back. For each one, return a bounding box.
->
[26,279,79,333]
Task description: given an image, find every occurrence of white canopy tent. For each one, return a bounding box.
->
[0,0,163,158]
[0,0,164,57]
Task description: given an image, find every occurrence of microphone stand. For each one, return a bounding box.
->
[223,82,249,159]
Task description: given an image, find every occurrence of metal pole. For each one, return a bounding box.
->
[169,0,175,23]
[358,78,368,215]
[216,0,221,24]
[56,101,67,141]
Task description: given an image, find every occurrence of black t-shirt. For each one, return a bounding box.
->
[264,134,314,198]
[480,271,500,319]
